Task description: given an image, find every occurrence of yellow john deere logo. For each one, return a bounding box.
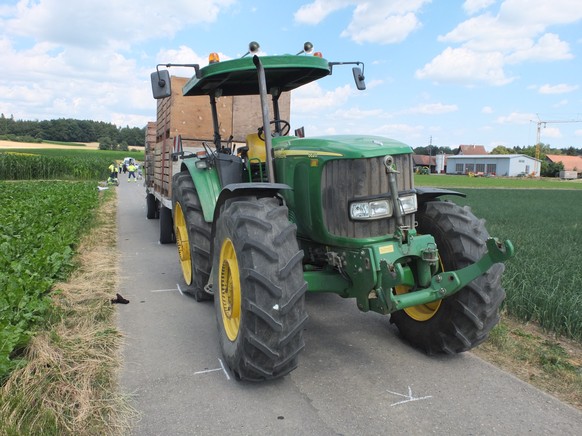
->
[274,150,343,159]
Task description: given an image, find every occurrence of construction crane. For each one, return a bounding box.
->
[534,116,582,160]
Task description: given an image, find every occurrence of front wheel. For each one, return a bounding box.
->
[214,197,308,381]
[172,172,212,301]
[390,200,505,354]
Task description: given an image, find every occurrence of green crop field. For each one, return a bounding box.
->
[0,147,143,180]
[415,173,582,190]
[0,180,100,381]
[0,147,144,161]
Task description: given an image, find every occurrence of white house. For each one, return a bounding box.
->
[445,154,541,177]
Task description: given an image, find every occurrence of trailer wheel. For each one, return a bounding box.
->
[146,193,158,219]
[159,206,175,244]
[172,172,212,301]
[390,200,505,354]
[214,197,307,381]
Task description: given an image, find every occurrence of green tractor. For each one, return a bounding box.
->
[150,42,514,381]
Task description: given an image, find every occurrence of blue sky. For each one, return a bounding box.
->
[1,0,581,150]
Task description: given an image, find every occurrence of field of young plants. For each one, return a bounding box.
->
[437,187,582,341]
[0,181,100,381]
[0,148,143,181]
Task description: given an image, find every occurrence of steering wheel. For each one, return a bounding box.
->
[257,120,291,141]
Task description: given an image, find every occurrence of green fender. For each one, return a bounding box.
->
[181,159,221,222]
[180,158,292,224]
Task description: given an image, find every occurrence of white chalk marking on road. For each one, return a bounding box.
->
[193,368,222,375]
[218,358,231,381]
[386,386,432,406]
[150,288,179,293]
[176,283,184,296]
[192,360,231,381]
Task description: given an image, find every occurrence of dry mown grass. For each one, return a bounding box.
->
[0,188,134,435]
[475,315,582,411]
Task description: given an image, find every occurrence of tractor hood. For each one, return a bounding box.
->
[273,135,412,160]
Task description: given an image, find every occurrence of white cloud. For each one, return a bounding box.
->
[416,47,513,86]
[4,0,235,50]
[463,0,496,15]
[419,0,582,85]
[542,126,562,138]
[496,111,536,124]
[482,106,494,114]
[575,129,582,137]
[0,0,235,127]
[291,82,354,113]
[295,0,431,44]
[404,102,458,115]
[294,0,352,25]
[506,33,573,64]
[538,83,579,95]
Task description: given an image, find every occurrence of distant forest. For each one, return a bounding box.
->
[0,114,145,149]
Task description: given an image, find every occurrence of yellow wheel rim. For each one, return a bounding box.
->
[219,238,241,341]
[395,285,442,321]
[394,257,445,322]
[174,202,192,285]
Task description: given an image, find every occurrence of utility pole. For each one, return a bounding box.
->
[428,136,432,174]
[534,116,582,160]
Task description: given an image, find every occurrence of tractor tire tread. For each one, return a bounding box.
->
[214,197,307,381]
[391,200,505,354]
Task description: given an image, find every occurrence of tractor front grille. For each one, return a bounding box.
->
[321,154,415,238]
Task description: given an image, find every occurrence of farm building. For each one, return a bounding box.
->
[545,154,582,179]
[456,145,487,155]
[445,154,541,177]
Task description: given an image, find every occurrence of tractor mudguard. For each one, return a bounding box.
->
[212,182,292,224]
[416,187,466,205]
[181,159,222,222]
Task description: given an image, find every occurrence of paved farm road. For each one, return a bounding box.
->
[116,180,582,435]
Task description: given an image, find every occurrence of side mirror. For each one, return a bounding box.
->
[352,67,366,91]
[150,69,171,99]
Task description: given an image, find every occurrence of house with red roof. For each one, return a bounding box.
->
[545,154,582,178]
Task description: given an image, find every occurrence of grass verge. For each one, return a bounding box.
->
[0,188,135,435]
[475,315,582,411]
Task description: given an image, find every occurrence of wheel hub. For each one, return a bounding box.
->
[174,202,192,285]
[219,238,241,341]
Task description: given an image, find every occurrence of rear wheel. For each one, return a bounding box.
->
[390,200,505,354]
[146,193,158,219]
[214,197,307,381]
[172,172,212,301]
[159,206,175,244]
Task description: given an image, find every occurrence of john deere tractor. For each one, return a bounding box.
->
[150,42,514,381]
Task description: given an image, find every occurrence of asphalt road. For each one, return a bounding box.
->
[116,178,582,435]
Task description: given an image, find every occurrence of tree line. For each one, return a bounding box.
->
[0,114,145,148]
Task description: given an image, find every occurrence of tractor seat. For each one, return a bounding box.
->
[245,133,266,162]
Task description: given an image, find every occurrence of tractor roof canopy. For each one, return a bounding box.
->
[182,55,331,97]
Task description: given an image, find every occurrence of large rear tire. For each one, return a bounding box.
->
[390,200,505,354]
[146,193,158,219]
[172,172,212,301]
[159,206,175,244]
[214,197,308,381]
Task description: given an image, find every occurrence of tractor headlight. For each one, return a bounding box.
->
[399,194,417,214]
[350,200,392,220]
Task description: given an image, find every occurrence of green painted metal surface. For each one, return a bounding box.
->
[302,236,514,316]
[272,134,412,247]
[183,55,331,97]
[182,159,222,222]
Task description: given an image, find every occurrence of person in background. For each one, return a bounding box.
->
[127,162,137,182]
[107,162,118,184]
